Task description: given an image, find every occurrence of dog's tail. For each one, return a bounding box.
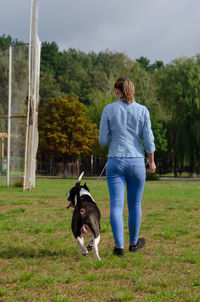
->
[78,171,84,182]
[75,171,84,207]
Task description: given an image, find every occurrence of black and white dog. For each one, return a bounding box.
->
[66,172,101,260]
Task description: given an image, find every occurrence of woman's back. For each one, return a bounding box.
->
[99,98,155,158]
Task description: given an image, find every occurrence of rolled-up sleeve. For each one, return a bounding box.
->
[99,107,110,147]
[142,108,155,154]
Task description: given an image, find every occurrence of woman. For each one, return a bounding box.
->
[99,78,156,257]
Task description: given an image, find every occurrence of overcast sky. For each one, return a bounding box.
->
[0,0,200,63]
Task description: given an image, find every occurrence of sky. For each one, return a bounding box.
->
[0,0,200,63]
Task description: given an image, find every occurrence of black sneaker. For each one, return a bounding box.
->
[129,238,146,252]
[113,247,124,257]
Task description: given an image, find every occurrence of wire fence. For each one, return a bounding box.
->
[36,157,107,177]
[0,45,28,186]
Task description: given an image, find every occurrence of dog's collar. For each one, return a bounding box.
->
[74,188,95,207]
[80,188,95,202]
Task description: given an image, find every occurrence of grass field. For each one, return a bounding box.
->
[0,178,199,302]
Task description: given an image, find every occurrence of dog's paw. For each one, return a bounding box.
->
[87,243,93,251]
[80,247,88,257]
[82,251,88,257]
[94,255,101,261]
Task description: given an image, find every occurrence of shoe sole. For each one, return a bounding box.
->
[129,238,146,252]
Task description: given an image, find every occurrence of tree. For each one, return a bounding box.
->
[0,34,25,47]
[0,34,12,47]
[136,56,151,72]
[150,116,168,172]
[0,47,9,115]
[151,60,164,71]
[40,41,62,77]
[155,55,200,175]
[39,71,64,103]
[38,95,98,161]
[136,56,164,73]
[57,49,93,104]
[130,61,155,107]
[96,50,134,95]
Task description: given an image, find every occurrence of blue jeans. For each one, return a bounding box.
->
[106,157,146,247]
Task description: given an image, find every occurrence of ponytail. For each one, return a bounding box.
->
[123,79,135,104]
[114,78,135,104]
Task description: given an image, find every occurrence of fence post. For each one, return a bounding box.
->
[7,45,12,187]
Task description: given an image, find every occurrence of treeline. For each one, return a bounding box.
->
[1,34,200,176]
[39,42,168,169]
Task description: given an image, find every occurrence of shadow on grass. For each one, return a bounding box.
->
[0,246,70,259]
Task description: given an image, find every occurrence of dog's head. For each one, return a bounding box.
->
[66,172,90,208]
[66,182,90,208]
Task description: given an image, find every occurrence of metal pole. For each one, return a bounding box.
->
[2,137,4,157]
[29,0,36,189]
[29,0,39,189]
[23,0,33,190]
[7,45,12,187]
[24,0,40,190]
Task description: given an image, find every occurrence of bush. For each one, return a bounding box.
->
[146,173,160,181]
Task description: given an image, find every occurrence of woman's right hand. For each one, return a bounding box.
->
[147,161,156,174]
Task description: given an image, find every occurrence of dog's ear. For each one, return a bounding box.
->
[83,182,90,191]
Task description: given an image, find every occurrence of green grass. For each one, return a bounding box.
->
[159,172,200,178]
[0,178,199,301]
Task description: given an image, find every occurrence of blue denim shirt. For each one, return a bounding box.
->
[99,99,155,158]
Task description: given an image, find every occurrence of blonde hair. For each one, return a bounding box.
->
[114,78,135,104]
